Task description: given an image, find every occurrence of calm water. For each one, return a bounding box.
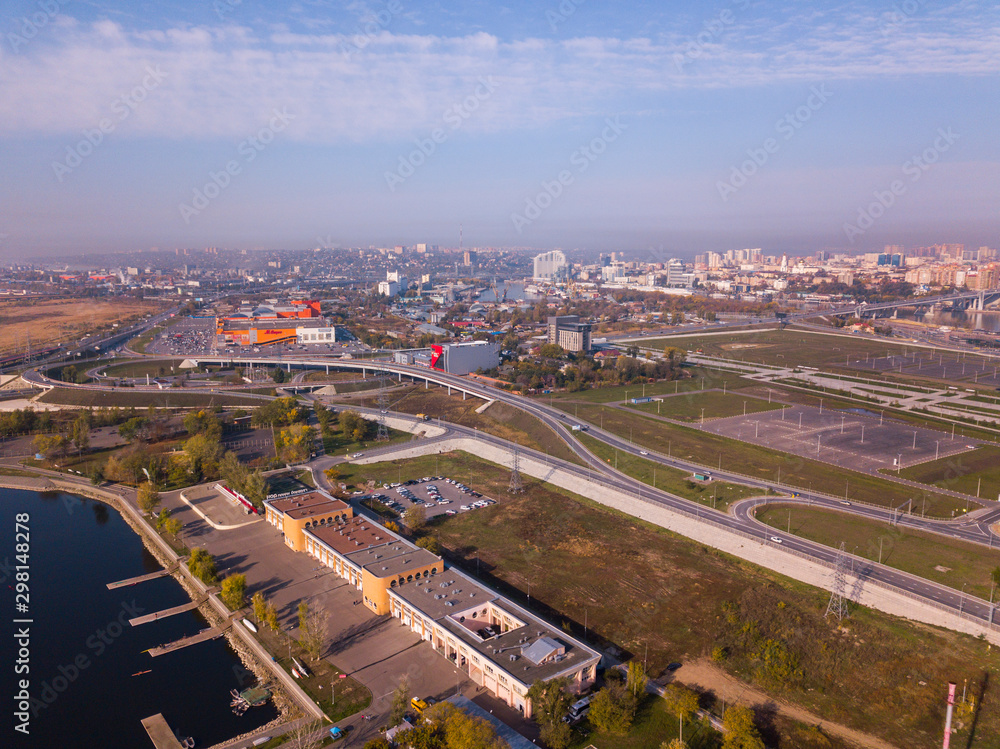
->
[896,308,1000,333]
[1,488,278,748]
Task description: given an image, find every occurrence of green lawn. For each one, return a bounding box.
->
[542,367,755,405]
[99,358,190,378]
[556,402,969,517]
[625,391,783,422]
[895,445,1000,501]
[576,433,763,512]
[756,504,1000,601]
[321,425,411,457]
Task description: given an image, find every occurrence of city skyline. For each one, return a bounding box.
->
[1,0,997,257]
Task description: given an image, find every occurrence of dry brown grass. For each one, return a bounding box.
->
[0,297,164,355]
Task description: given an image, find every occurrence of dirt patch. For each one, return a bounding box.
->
[674,658,900,749]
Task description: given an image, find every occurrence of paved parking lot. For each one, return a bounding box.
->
[363,476,496,520]
[146,316,369,359]
[162,484,477,744]
[699,403,979,473]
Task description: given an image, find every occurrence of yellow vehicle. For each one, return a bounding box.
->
[415,413,431,421]
[410,697,429,714]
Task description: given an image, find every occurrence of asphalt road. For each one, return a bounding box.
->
[17,346,1000,631]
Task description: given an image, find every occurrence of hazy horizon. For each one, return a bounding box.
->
[1,0,997,258]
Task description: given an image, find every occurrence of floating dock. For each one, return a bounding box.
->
[140,713,184,749]
[129,594,209,626]
[107,561,180,589]
[147,625,229,657]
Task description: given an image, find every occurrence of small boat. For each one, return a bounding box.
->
[132,670,151,677]
[291,668,300,678]
[242,618,258,633]
[180,738,195,748]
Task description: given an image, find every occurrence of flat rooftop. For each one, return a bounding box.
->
[390,568,600,685]
[267,491,348,520]
[219,318,330,331]
[307,516,395,555]
[355,545,441,579]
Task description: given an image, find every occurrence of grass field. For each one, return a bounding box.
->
[343,450,1000,748]
[321,424,411,457]
[556,402,969,517]
[0,297,165,358]
[357,384,584,466]
[576,433,762,512]
[541,366,756,405]
[756,504,1000,600]
[626,391,784,422]
[635,329,926,369]
[99,358,187,379]
[38,387,267,409]
[895,445,1000,501]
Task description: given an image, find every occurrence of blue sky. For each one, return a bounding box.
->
[1,0,997,259]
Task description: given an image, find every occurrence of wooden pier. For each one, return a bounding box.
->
[147,624,229,657]
[129,593,211,626]
[140,713,184,749]
[107,561,180,589]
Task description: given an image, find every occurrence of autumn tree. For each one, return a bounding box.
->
[137,481,161,516]
[389,674,411,727]
[187,547,219,585]
[404,504,427,531]
[221,573,247,610]
[155,508,182,536]
[297,601,328,660]
[525,678,572,749]
[722,705,765,749]
[588,682,637,735]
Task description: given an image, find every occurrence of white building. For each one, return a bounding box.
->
[533,250,568,282]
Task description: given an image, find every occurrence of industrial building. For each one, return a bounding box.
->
[388,566,599,717]
[262,486,600,716]
[216,318,336,346]
[264,490,353,552]
[430,341,500,374]
[547,315,592,353]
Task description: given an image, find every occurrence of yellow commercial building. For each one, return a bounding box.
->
[264,491,353,552]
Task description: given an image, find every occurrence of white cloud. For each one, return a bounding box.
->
[0,8,997,142]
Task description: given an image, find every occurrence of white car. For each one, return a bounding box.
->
[639,450,648,456]
[770,536,782,544]
[352,452,364,458]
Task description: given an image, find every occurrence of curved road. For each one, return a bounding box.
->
[21,351,1000,631]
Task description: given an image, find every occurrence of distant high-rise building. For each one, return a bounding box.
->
[547,315,592,353]
[533,250,568,282]
[463,250,477,266]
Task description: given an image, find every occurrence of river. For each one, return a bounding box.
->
[2,487,278,748]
